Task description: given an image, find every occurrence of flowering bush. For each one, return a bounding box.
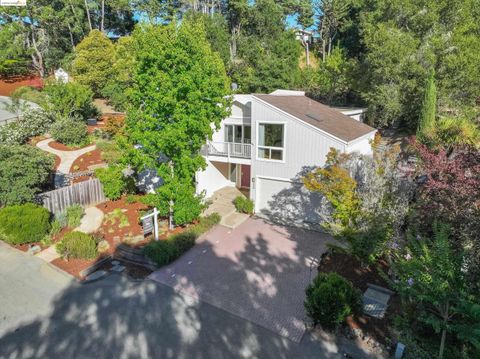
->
[0,108,53,145]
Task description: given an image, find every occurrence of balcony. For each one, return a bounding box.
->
[202,141,252,160]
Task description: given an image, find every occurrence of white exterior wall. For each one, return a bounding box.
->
[196,160,234,198]
[346,132,376,155]
[250,97,347,227]
[211,100,252,143]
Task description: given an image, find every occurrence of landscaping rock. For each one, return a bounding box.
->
[84,270,108,282]
[97,240,110,253]
[111,265,125,273]
[28,245,41,255]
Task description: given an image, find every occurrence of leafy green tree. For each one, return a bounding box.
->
[43,80,97,120]
[0,145,54,206]
[392,223,477,359]
[0,22,30,76]
[71,29,115,96]
[307,46,356,105]
[126,20,230,227]
[102,36,136,111]
[417,69,437,144]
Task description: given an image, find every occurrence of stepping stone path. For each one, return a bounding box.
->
[35,245,60,262]
[36,138,96,188]
[362,283,394,319]
[203,187,250,229]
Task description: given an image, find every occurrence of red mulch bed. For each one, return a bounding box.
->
[0,75,43,96]
[87,123,105,134]
[318,251,401,346]
[70,148,104,183]
[51,255,109,278]
[48,141,93,151]
[96,197,150,253]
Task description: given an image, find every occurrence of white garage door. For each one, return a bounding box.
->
[256,177,325,227]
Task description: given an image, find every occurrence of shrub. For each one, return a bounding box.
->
[144,232,197,266]
[103,115,125,137]
[305,272,361,329]
[233,196,254,214]
[50,117,88,146]
[0,108,53,145]
[66,204,84,228]
[189,213,221,236]
[95,165,134,200]
[144,213,220,266]
[56,231,97,259]
[43,80,97,119]
[50,219,63,237]
[0,204,51,244]
[0,145,54,206]
[96,139,122,164]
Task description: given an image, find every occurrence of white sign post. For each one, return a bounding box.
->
[140,207,160,241]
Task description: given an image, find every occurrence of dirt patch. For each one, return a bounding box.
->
[70,148,104,183]
[318,252,401,346]
[0,75,43,96]
[51,255,109,279]
[87,122,106,134]
[48,140,93,151]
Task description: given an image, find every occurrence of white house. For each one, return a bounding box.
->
[196,90,377,228]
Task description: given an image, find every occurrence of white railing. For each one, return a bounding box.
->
[204,141,252,159]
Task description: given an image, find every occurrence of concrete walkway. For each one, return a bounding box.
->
[36,138,96,188]
[204,186,250,229]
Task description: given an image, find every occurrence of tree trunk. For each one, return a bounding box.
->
[84,0,92,31]
[439,302,449,359]
[100,0,105,32]
[168,161,175,230]
[67,23,75,49]
[25,6,45,78]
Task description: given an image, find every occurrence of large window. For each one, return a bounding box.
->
[258,123,285,161]
[225,125,251,144]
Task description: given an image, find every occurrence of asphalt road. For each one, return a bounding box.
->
[0,242,383,359]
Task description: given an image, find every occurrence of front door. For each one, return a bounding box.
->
[241,165,251,188]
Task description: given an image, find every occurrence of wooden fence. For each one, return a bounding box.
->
[39,179,106,214]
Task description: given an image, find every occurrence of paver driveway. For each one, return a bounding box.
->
[149,217,333,342]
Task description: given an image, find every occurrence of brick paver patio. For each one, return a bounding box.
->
[148,217,333,342]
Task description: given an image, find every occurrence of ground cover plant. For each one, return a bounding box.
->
[233,196,254,214]
[144,213,220,266]
[0,204,51,245]
[66,205,84,228]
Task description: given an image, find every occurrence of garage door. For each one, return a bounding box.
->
[256,177,325,227]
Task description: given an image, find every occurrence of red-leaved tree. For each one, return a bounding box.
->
[411,138,480,287]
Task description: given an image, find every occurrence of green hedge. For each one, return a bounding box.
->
[305,272,361,329]
[144,213,221,266]
[56,231,97,259]
[233,196,254,214]
[50,117,88,147]
[0,204,51,244]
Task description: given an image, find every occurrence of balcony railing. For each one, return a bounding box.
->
[203,141,252,159]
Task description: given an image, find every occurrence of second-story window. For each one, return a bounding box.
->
[225,125,251,144]
[258,123,285,161]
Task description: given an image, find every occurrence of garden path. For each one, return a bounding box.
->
[203,186,249,229]
[36,138,96,188]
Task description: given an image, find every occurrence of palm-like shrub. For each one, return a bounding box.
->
[305,272,361,329]
[0,204,51,244]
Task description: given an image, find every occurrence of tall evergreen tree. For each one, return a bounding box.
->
[417,69,437,143]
